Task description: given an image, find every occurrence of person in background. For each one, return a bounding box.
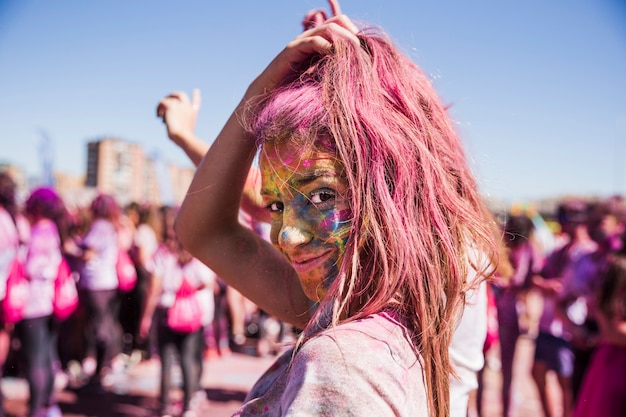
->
[0,172,29,417]
[203,275,231,359]
[140,206,214,417]
[560,196,625,401]
[531,199,598,417]
[125,202,163,360]
[17,187,70,417]
[76,193,123,392]
[572,230,626,417]
[463,212,514,417]
[495,213,539,416]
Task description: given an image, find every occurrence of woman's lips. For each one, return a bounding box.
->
[290,250,332,274]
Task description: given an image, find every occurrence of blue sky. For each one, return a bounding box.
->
[1,0,625,204]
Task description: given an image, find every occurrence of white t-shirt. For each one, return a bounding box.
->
[238,312,428,416]
[0,207,21,300]
[449,252,490,417]
[134,223,159,266]
[22,219,61,319]
[149,245,216,325]
[449,280,488,417]
[79,219,119,290]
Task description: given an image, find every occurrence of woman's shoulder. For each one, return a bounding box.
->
[279,312,427,415]
[306,311,420,369]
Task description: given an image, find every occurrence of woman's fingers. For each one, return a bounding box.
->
[247,4,360,97]
[297,20,360,49]
[328,0,341,16]
[302,9,328,31]
[328,14,360,36]
[302,0,340,31]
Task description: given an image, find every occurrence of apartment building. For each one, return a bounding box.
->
[86,137,160,206]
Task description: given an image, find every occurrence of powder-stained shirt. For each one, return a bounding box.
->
[79,219,119,291]
[234,311,428,416]
[539,239,598,337]
[22,219,61,319]
[148,244,216,324]
[0,207,21,299]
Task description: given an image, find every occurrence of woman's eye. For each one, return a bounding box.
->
[266,202,283,213]
[310,190,335,205]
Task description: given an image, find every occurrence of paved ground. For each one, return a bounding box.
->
[2,292,561,417]
[1,337,557,417]
[2,350,276,417]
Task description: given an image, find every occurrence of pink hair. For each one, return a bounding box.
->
[246,28,499,417]
[90,193,120,222]
[24,186,70,244]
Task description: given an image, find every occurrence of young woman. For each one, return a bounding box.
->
[77,193,124,391]
[162,2,500,415]
[572,231,626,417]
[500,215,537,412]
[17,187,69,417]
[139,207,214,417]
[0,172,29,417]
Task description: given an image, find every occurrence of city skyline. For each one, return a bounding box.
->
[1,0,625,204]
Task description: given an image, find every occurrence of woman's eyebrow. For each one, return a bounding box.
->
[292,171,336,188]
[261,170,338,194]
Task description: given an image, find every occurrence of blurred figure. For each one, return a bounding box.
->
[470,279,500,417]
[227,210,265,352]
[116,202,138,358]
[572,231,626,417]
[124,202,162,360]
[0,172,29,417]
[204,276,231,359]
[140,206,214,417]
[55,204,90,379]
[494,213,540,416]
[226,287,256,350]
[531,199,597,417]
[560,197,625,401]
[464,220,514,417]
[76,193,123,392]
[17,187,70,417]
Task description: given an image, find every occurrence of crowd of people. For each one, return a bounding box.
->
[471,197,626,417]
[1,176,624,417]
[1,1,625,417]
[0,172,288,417]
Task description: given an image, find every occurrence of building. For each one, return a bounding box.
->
[86,137,160,206]
[167,163,195,206]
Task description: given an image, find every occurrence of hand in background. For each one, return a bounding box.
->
[156,89,201,147]
[156,89,208,166]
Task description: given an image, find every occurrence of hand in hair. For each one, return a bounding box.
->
[172,3,362,330]
[302,0,341,30]
[246,0,359,98]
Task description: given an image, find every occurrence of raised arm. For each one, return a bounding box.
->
[157,89,268,222]
[157,89,208,167]
[172,2,358,329]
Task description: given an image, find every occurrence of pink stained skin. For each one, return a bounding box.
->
[260,140,351,302]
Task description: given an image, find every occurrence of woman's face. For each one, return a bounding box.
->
[260,140,352,302]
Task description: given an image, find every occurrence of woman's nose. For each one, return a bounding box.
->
[279,225,312,250]
[278,209,312,250]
